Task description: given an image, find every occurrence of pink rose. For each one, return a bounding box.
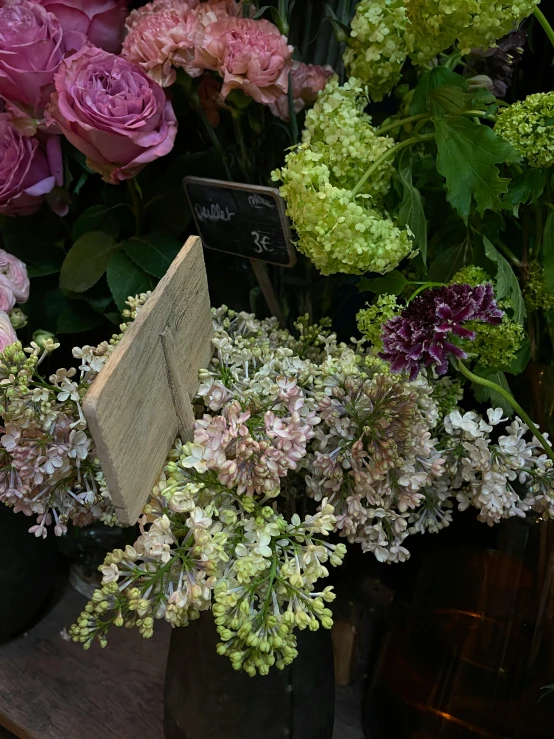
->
[0,249,30,303]
[0,114,62,216]
[47,46,178,184]
[122,0,201,87]
[194,17,294,105]
[38,0,129,54]
[269,62,334,120]
[0,310,17,351]
[0,0,66,117]
[0,277,15,312]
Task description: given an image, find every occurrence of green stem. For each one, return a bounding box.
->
[377,114,430,137]
[232,114,251,182]
[127,178,142,236]
[196,105,233,181]
[456,359,554,464]
[407,282,446,302]
[352,134,435,197]
[534,7,554,49]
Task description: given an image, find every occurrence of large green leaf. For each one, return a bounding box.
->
[60,231,118,293]
[72,204,126,240]
[504,169,547,215]
[483,236,526,324]
[396,153,427,264]
[107,251,154,311]
[358,270,409,295]
[410,67,468,115]
[122,232,182,278]
[543,211,554,292]
[428,241,472,282]
[434,115,521,218]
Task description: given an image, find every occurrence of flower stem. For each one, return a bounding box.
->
[456,359,554,464]
[352,134,435,197]
[534,7,554,50]
[127,178,142,236]
[377,114,430,136]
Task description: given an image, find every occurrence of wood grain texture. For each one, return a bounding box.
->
[0,585,170,739]
[83,236,213,525]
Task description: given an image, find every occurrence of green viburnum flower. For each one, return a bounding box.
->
[524,261,554,311]
[495,92,554,168]
[451,266,491,287]
[344,0,415,102]
[357,294,401,348]
[406,0,539,62]
[274,78,414,275]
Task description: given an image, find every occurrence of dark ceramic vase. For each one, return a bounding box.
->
[164,612,335,739]
[0,504,57,642]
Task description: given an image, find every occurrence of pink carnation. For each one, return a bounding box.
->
[0,310,17,351]
[269,62,334,120]
[194,17,294,105]
[0,249,29,303]
[122,0,201,86]
[195,0,246,28]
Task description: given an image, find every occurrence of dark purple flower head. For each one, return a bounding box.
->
[379,283,503,380]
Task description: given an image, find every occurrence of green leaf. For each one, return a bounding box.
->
[434,115,521,218]
[504,169,547,215]
[543,211,554,292]
[503,338,531,376]
[428,86,475,117]
[60,231,118,293]
[107,251,154,312]
[323,3,350,41]
[122,232,182,278]
[410,67,468,115]
[483,236,526,324]
[471,367,514,416]
[23,287,106,335]
[358,270,409,295]
[72,204,127,241]
[396,153,427,264]
[428,241,472,282]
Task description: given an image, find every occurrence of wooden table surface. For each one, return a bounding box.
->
[0,584,365,739]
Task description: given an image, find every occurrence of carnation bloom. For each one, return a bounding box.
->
[0,250,29,303]
[0,310,17,351]
[194,17,294,104]
[380,284,504,379]
[122,0,201,86]
[268,62,334,121]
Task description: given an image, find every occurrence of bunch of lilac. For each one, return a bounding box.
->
[0,293,149,537]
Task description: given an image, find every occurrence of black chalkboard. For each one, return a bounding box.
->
[184,177,296,267]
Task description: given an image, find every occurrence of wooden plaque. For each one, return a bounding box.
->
[184,177,296,267]
[83,236,213,525]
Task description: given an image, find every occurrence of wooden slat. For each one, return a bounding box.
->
[83,236,213,525]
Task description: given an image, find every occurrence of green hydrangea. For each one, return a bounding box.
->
[273,78,414,275]
[406,0,539,62]
[495,92,554,169]
[451,266,492,287]
[343,0,414,102]
[303,77,396,200]
[357,294,401,348]
[524,261,554,311]
[464,317,525,369]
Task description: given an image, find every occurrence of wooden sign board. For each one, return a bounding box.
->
[184,176,296,268]
[83,236,213,525]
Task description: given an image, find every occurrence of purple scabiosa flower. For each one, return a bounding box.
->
[379,283,503,380]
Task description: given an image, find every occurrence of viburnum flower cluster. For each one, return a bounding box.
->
[274,77,414,276]
[495,91,554,169]
[0,293,149,537]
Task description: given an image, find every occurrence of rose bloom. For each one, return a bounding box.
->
[195,17,294,104]
[0,249,30,303]
[0,310,17,351]
[122,0,201,86]
[47,46,178,184]
[38,0,129,54]
[0,0,65,116]
[269,62,334,120]
[0,113,62,216]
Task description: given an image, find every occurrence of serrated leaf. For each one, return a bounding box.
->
[543,211,554,292]
[472,367,513,416]
[410,67,468,115]
[60,231,118,293]
[483,236,526,324]
[122,232,182,278]
[434,115,521,218]
[428,86,475,117]
[107,251,154,312]
[397,153,427,264]
[358,270,409,295]
[504,169,547,215]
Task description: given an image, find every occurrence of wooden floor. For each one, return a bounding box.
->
[0,584,365,739]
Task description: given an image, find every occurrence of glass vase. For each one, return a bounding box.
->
[164,612,335,739]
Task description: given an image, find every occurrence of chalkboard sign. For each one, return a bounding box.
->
[184,177,296,268]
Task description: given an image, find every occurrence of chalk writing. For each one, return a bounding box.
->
[248,194,274,209]
[194,202,235,223]
[252,231,273,254]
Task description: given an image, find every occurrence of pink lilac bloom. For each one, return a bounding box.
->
[269,62,334,120]
[0,249,29,303]
[379,283,503,379]
[194,17,294,105]
[38,0,129,54]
